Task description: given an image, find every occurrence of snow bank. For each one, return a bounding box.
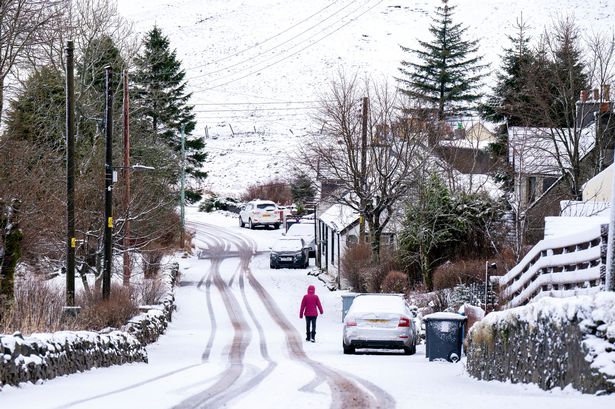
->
[466,293,615,394]
[0,263,179,389]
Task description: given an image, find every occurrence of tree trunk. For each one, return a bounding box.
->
[0,200,23,307]
[0,78,4,125]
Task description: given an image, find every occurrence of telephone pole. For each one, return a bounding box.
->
[103,66,113,300]
[122,70,131,286]
[359,96,368,242]
[65,40,75,307]
[180,124,186,250]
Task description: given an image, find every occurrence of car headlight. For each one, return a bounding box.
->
[271,252,279,258]
[293,251,303,259]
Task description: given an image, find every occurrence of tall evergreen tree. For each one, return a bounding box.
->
[397,0,487,120]
[290,173,315,207]
[549,22,588,128]
[5,65,65,150]
[480,16,535,126]
[132,25,207,202]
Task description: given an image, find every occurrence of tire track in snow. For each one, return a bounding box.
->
[194,221,396,409]
[175,222,282,408]
[173,226,252,409]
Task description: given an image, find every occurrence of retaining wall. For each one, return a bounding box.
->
[0,262,178,388]
[466,292,615,394]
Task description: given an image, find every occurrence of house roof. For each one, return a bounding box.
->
[319,203,360,234]
[508,125,595,175]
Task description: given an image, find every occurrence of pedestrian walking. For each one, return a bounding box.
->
[299,285,323,342]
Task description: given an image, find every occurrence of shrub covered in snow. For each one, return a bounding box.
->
[466,293,615,394]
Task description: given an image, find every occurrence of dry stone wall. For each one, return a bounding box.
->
[0,262,179,388]
[466,293,615,394]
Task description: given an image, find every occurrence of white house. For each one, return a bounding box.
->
[317,203,360,286]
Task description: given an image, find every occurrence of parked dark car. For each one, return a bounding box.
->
[270,238,309,269]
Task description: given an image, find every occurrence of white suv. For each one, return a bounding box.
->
[239,200,281,229]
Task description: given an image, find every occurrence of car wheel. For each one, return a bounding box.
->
[270,262,277,269]
[249,219,255,230]
[239,217,245,228]
[343,343,355,355]
[403,346,413,355]
[274,223,280,229]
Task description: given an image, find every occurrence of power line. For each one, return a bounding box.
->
[191,0,384,94]
[192,106,317,113]
[191,100,319,106]
[186,0,363,80]
[183,0,345,72]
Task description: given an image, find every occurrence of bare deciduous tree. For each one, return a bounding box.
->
[301,73,430,259]
[0,0,64,122]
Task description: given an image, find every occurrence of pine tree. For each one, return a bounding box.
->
[132,26,206,201]
[290,173,315,206]
[480,16,534,126]
[397,0,487,120]
[549,21,588,128]
[5,65,65,150]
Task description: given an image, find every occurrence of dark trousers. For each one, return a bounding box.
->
[305,316,317,340]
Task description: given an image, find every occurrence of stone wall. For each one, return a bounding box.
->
[466,293,615,394]
[0,262,179,388]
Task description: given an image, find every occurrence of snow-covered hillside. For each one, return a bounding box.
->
[117,0,615,196]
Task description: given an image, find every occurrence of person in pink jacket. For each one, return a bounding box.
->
[299,285,324,342]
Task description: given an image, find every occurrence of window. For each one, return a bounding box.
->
[331,229,335,264]
[527,176,536,203]
[542,177,557,192]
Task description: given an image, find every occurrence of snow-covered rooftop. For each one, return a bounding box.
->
[508,125,595,175]
[319,202,360,233]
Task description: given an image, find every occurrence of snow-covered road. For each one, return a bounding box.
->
[1,210,614,408]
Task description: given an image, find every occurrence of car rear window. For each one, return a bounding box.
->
[350,296,404,313]
[257,203,276,210]
[287,224,314,235]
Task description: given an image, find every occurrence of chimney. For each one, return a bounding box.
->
[593,88,600,100]
[580,89,589,102]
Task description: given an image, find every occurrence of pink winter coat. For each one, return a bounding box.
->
[300,285,323,318]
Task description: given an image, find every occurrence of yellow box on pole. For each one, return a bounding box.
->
[108,217,113,228]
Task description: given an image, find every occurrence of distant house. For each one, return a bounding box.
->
[508,85,615,243]
[436,118,498,174]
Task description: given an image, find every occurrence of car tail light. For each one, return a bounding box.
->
[345,318,357,327]
[398,317,410,327]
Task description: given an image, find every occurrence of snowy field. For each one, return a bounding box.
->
[116,0,615,195]
[1,209,613,408]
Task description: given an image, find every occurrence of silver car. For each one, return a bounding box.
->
[343,294,418,355]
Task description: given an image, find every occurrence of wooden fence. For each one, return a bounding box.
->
[498,224,608,308]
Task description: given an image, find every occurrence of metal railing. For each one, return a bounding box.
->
[498,224,608,308]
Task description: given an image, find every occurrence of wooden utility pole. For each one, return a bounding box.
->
[180,124,186,250]
[65,40,75,306]
[122,70,131,286]
[103,66,113,300]
[359,96,368,242]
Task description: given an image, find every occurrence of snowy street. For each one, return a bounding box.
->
[1,210,613,408]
